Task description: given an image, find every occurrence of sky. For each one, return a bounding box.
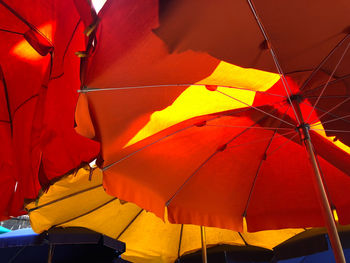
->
[92,0,107,13]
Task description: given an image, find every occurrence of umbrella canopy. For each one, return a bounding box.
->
[178,245,272,263]
[0,227,126,263]
[274,227,350,263]
[26,165,304,263]
[75,0,350,230]
[277,249,350,263]
[0,0,99,219]
[75,1,350,261]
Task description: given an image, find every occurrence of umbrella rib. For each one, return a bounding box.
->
[238,232,249,246]
[305,95,350,100]
[0,66,13,135]
[206,124,293,131]
[166,151,218,207]
[302,74,350,95]
[310,128,350,133]
[78,84,285,98]
[219,86,285,98]
[242,105,292,219]
[102,126,194,171]
[12,94,39,117]
[246,0,301,125]
[310,114,350,127]
[103,108,254,171]
[178,224,184,258]
[309,97,350,125]
[215,90,294,126]
[305,41,350,122]
[0,28,24,35]
[266,133,299,157]
[300,101,350,126]
[166,109,280,207]
[27,184,103,212]
[53,197,117,228]
[227,131,296,151]
[50,19,82,80]
[300,34,350,91]
[116,208,144,240]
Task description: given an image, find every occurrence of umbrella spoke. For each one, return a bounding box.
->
[300,101,350,126]
[305,40,350,122]
[78,84,285,98]
[102,125,196,171]
[52,197,117,228]
[310,128,350,133]
[116,208,144,240]
[206,124,293,131]
[242,105,292,220]
[178,224,184,258]
[216,90,294,126]
[309,97,350,125]
[166,108,283,207]
[27,184,103,212]
[246,0,301,125]
[302,74,350,95]
[227,131,296,150]
[238,232,249,245]
[50,19,82,80]
[103,107,260,171]
[166,151,219,207]
[310,114,350,127]
[265,133,299,157]
[1,66,13,135]
[12,94,39,118]
[0,28,23,35]
[305,95,350,100]
[300,34,350,91]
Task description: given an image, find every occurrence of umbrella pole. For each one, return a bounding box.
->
[201,226,208,263]
[293,101,346,263]
[47,244,54,263]
[304,137,346,263]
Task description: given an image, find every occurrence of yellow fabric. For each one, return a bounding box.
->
[124,85,256,148]
[125,61,280,148]
[26,166,304,263]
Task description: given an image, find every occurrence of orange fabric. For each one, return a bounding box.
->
[102,106,350,231]
[76,0,350,232]
[78,0,279,163]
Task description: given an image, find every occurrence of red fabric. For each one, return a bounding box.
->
[0,0,99,218]
[73,0,97,27]
[0,0,52,211]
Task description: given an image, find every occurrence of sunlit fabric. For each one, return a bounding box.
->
[76,0,280,167]
[0,0,99,218]
[101,105,350,231]
[26,166,304,263]
[11,22,54,61]
[75,0,350,232]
